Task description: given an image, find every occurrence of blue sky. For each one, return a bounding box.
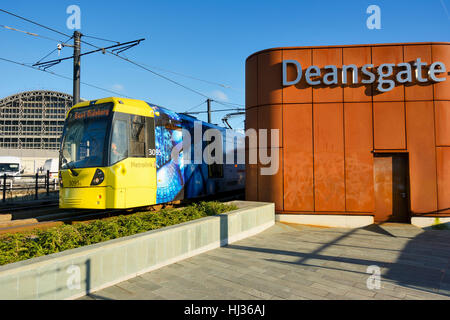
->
[0,0,449,128]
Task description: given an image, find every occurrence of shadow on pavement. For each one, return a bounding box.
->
[226,223,450,298]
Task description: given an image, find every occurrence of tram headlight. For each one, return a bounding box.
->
[59,171,63,188]
[91,169,105,186]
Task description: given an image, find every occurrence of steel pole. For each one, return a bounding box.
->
[73,31,81,105]
[207,99,211,123]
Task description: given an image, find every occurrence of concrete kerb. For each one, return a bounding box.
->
[0,200,275,300]
[276,213,374,228]
[411,217,450,229]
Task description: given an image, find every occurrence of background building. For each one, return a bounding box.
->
[245,42,449,227]
[0,90,72,173]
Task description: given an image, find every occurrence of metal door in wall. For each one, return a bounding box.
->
[373,153,410,223]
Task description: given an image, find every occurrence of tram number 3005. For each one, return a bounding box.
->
[148,148,162,157]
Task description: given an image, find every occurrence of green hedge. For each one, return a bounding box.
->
[0,201,237,266]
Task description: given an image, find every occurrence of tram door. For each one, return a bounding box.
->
[112,114,157,207]
[373,153,410,223]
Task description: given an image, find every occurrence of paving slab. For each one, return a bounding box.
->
[82,222,450,300]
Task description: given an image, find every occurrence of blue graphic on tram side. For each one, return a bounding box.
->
[155,125,173,169]
[149,103,244,204]
[152,105,185,204]
[183,163,207,198]
[156,157,184,203]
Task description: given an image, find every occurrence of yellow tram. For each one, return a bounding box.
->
[59,97,245,209]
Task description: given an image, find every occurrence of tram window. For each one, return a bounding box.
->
[208,163,223,178]
[146,117,156,158]
[130,115,146,157]
[207,148,223,178]
[110,119,128,164]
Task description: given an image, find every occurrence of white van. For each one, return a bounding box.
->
[0,156,22,178]
[43,158,59,180]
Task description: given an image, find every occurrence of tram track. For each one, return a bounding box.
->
[0,208,131,235]
[0,201,59,214]
[0,202,181,235]
[0,201,59,223]
[0,189,244,235]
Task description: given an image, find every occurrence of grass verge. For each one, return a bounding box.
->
[0,201,237,266]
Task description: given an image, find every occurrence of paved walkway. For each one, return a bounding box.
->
[80,222,450,300]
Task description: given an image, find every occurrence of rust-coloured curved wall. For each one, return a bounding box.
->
[245,42,450,220]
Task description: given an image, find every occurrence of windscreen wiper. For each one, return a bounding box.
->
[66,162,79,177]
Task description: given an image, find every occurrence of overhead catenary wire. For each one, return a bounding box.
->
[0,56,136,98]
[119,56,236,90]
[213,100,245,107]
[182,99,245,126]
[82,34,120,44]
[182,107,244,115]
[0,55,199,112]
[79,36,239,95]
[81,37,215,99]
[35,35,74,65]
[0,8,71,38]
[184,100,206,112]
[183,99,244,113]
[0,55,245,125]
[77,37,244,104]
[0,8,245,107]
[0,24,65,43]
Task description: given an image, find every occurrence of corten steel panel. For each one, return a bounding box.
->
[373,157,393,222]
[312,48,343,103]
[432,44,450,101]
[313,103,345,211]
[282,49,313,103]
[283,104,314,211]
[435,100,450,146]
[245,107,258,149]
[257,147,283,211]
[257,50,282,106]
[436,147,450,213]
[246,42,447,218]
[344,103,375,212]
[406,101,438,214]
[373,102,406,150]
[245,55,258,109]
[404,45,433,101]
[257,105,282,148]
[343,47,372,102]
[245,163,258,201]
[372,46,404,102]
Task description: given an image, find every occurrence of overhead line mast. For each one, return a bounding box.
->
[73,31,81,105]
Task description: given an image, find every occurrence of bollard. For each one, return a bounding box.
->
[46,170,50,196]
[35,173,39,200]
[2,174,6,203]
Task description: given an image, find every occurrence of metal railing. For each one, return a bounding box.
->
[1,171,59,203]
